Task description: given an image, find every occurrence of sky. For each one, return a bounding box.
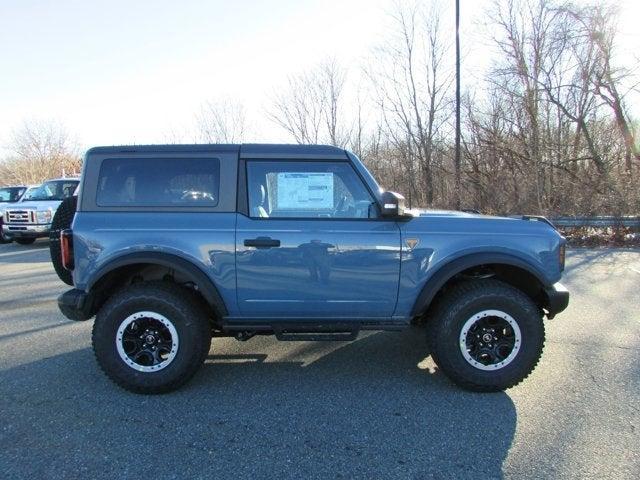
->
[1,0,639,156]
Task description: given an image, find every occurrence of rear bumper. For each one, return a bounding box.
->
[544,282,569,318]
[58,288,95,321]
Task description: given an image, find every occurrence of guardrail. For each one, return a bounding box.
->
[551,216,640,228]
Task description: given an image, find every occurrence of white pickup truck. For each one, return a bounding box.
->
[2,178,79,245]
[0,185,28,243]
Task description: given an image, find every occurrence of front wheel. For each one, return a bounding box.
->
[92,282,212,394]
[427,279,545,392]
[0,226,12,244]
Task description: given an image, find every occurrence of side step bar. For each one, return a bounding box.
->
[274,327,359,342]
[221,318,409,341]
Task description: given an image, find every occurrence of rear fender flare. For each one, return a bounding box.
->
[87,252,228,317]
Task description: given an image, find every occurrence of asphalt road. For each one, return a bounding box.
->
[0,239,638,479]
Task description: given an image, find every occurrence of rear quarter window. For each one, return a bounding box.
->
[96,158,220,207]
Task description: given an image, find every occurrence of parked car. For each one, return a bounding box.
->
[2,178,79,245]
[0,185,28,243]
[57,144,569,394]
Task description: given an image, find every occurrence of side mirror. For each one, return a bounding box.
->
[380,191,408,218]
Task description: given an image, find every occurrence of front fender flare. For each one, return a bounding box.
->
[410,252,550,316]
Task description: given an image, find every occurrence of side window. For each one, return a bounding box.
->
[96,158,220,207]
[61,182,78,198]
[246,161,376,219]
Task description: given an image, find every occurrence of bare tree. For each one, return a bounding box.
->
[196,100,248,143]
[466,0,638,215]
[0,120,81,185]
[317,59,349,146]
[580,4,640,174]
[367,1,453,206]
[536,2,608,178]
[0,1,636,217]
[269,70,324,144]
[268,58,349,146]
[488,0,560,209]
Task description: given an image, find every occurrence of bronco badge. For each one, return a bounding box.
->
[405,238,419,250]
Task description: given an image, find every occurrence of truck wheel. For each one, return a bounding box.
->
[0,222,11,243]
[15,238,36,245]
[49,196,77,285]
[427,279,544,392]
[92,282,212,394]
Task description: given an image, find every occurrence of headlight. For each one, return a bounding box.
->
[36,209,52,224]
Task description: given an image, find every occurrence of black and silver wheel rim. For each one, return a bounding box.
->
[459,309,521,371]
[116,311,179,372]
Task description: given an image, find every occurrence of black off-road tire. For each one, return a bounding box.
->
[427,279,544,392]
[92,282,212,394]
[49,196,77,285]
[15,238,36,245]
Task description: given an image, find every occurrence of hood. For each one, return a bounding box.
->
[407,208,518,222]
[6,199,62,212]
[408,208,555,224]
[407,208,485,218]
[403,208,561,238]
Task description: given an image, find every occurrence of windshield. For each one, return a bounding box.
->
[20,186,40,201]
[23,180,78,201]
[0,187,26,203]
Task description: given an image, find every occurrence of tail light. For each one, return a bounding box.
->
[61,229,74,270]
[559,243,566,271]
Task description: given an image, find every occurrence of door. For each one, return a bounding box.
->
[235,159,401,318]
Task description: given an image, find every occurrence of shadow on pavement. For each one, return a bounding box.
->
[0,241,51,267]
[0,320,70,341]
[0,328,517,479]
[564,247,640,277]
[563,248,613,275]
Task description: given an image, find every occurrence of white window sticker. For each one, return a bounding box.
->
[277,172,334,209]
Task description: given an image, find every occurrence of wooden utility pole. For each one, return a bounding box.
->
[454,0,462,209]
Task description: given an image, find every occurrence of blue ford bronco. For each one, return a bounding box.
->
[56,144,569,394]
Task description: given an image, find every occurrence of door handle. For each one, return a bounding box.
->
[244,237,281,248]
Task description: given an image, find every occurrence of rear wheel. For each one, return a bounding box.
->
[427,279,544,392]
[92,282,212,394]
[49,196,77,285]
[15,238,36,245]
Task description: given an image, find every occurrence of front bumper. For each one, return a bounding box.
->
[58,288,95,321]
[2,224,51,239]
[544,282,569,319]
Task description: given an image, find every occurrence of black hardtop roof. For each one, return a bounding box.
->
[86,143,348,159]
